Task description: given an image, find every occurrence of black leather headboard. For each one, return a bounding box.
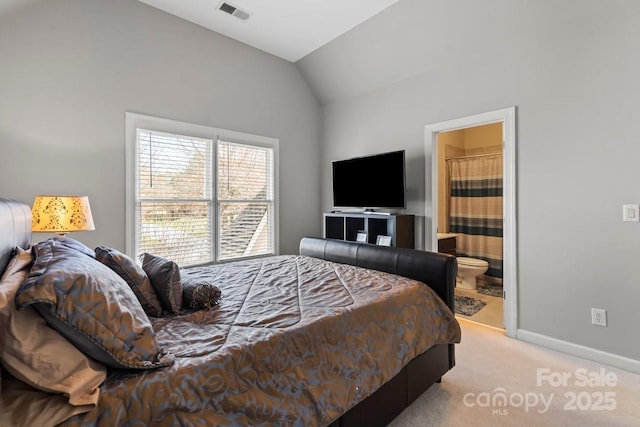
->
[299,237,456,311]
[0,198,32,276]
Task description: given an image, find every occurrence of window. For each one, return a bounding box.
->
[217,141,274,260]
[126,113,278,266]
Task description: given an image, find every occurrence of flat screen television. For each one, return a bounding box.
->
[332,150,406,209]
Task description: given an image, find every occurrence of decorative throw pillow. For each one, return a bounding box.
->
[15,238,174,370]
[181,270,222,310]
[0,247,106,407]
[140,253,182,315]
[95,246,163,317]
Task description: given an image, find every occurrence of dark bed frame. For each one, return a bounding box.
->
[299,237,457,427]
[0,199,457,427]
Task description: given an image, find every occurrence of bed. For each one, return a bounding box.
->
[0,198,461,426]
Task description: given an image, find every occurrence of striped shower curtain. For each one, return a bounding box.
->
[448,154,503,279]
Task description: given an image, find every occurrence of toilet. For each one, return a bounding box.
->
[456,257,489,290]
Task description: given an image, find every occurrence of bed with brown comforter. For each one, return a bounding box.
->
[0,198,460,427]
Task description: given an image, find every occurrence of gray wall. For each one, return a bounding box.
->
[298,0,640,360]
[0,0,321,255]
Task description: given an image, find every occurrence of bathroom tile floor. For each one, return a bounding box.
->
[454,287,504,330]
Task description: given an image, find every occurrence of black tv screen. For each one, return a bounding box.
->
[332,150,406,209]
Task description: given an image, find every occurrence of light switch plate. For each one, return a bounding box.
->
[623,204,639,222]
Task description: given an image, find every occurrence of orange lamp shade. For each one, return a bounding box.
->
[32,195,95,236]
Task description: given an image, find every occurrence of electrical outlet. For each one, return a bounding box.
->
[591,308,607,327]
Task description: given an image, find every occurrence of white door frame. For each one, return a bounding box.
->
[425,106,517,337]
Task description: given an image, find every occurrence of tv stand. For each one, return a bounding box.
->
[323,212,414,248]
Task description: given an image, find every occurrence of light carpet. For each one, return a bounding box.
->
[389,320,640,426]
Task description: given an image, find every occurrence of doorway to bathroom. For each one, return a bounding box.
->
[425,107,517,337]
[439,123,504,330]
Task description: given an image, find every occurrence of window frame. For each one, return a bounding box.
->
[125,112,279,264]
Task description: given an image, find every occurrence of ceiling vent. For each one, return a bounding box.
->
[218,1,251,21]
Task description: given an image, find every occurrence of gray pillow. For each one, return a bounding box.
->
[181,271,222,310]
[140,253,182,315]
[16,238,174,370]
[95,246,163,317]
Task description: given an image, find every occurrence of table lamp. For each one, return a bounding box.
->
[31,195,95,237]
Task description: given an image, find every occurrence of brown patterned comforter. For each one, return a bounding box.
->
[62,255,461,427]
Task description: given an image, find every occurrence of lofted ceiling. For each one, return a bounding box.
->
[137,0,400,62]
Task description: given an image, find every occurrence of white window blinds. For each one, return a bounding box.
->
[133,126,276,266]
[217,140,274,260]
[136,130,213,265]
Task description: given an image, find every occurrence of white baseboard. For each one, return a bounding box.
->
[517,329,640,374]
